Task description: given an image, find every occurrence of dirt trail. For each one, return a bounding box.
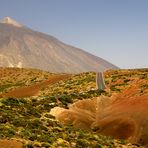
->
[2,74,71,98]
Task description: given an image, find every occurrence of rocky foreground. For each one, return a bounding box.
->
[0,68,147,147]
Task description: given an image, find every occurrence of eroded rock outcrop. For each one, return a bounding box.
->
[50,85,148,147]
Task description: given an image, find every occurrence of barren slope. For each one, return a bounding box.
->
[0,17,118,73]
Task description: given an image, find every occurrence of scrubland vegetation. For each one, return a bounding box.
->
[0,68,147,147]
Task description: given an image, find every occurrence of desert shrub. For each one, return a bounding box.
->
[0,124,16,137]
[2,98,27,106]
[58,94,72,106]
[0,84,12,92]
[26,108,41,118]
[140,84,148,93]
[11,118,27,127]
[110,86,121,92]
[124,79,130,83]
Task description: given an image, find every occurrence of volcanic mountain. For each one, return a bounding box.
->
[0,17,118,73]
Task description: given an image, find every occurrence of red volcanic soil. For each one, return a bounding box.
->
[0,139,23,148]
[93,94,148,146]
[2,74,71,98]
[51,80,148,146]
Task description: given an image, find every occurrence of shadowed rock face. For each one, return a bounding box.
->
[92,117,137,140]
[0,17,118,73]
[50,87,148,147]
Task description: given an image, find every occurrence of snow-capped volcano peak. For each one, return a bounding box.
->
[0,17,22,27]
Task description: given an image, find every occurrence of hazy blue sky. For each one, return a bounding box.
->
[0,0,148,68]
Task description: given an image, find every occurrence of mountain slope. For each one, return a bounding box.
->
[0,17,118,73]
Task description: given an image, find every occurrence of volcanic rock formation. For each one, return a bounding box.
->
[50,84,148,147]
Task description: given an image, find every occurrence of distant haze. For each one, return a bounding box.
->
[0,0,148,68]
